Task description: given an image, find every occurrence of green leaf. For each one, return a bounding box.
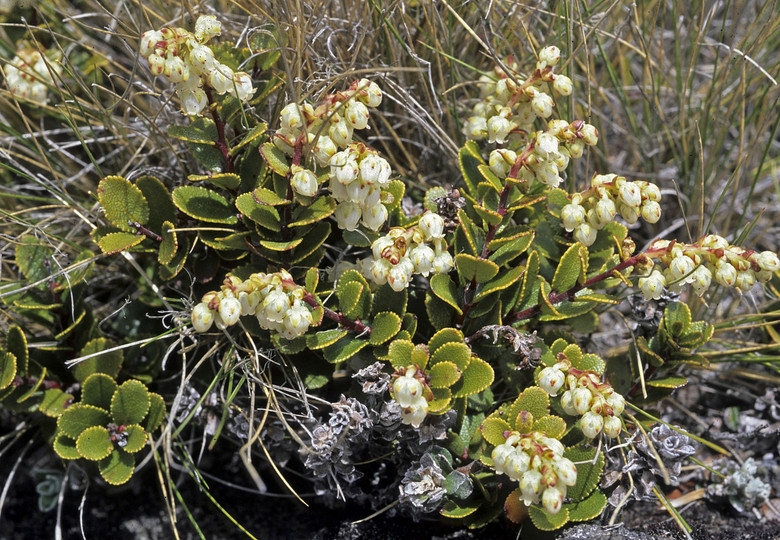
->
[429,361,461,388]
[143,393,166,433]
[81,373,118,410]
[455,254,499,284]
[159,237,189,280]
[474,265,525,303]
[73,338,123,383]
[428,328,464,355]
[388,339,414,369]
[235,192,281,231]
[647,376,688,389]
[552,242,585,292]
[322,336,368,363]
[290,221,331,264]
[508,387,550,424]
[122,425,147,453]
[158,221,178,265]
[258,238,302,251]
[663,302,692,336]
[58,404,110,439]
[565,489,607,522]
[259,142,290,176]
[167,123,215,144]
[424,294,456,331]
[488,231,534,266]
[307,329,348,350]
[532,415,567,440]
[39,389,73,417]
[97,176,150,232]
[53,433,80,460]
[458,140,486,197]
[372,285,407,317]
[516,250,540,309]
[231,123,268,156]
[188,172,241,190]
[336,270,372,320]
[430,342,471,371]
[410,344,430,369]
[480,417,512,447]
[290,196,337,227]
[427,386,452,413]
[0,351,16,391]
[528,505,570,531]
[98,449,135,485]
[76,426,113,461]
[304,374,329,390]
[450,357,493,398]
[305,267,319,293]
[429,274,463,315]
[172,186,238,224]
[477,163,504,192]
[110,380,150,426]
[578,353,605,374]
[440,499,480,519]
[96,231,144,255]
[473,204,503,226]
[369,312,402,345]
[383,179,405,211]
[135,176,178,233]
[5,326,28,376]
[563,446,605,501]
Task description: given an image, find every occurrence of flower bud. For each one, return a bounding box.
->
[617,203,639,224]
[419,211,445,240]
[359,154,391,185]
[181,87,208,115]
[233,72,254,101]
[581,411,604,439]
[560,390,577,416]
[641,182,662,202]
[362,203,388,231]
[572,387,593,415]
[491,443,514,475]
[401,397,428,427]
[163,55,188,83]
[552,74,573,96]
[531,92,554,118]
[284,301,313,337]
[334,201,362,231]
[432,251,454,274]
[595,197,617,226]
[638,269,666,300]
[489,149,517,178]
[603,415,622,439]
[641,201,662,223]
[533,161,562,187]
[139,30,162,58]
[329,151,359,185]
[553,457,578,487]
[345,100,369,129]
[194,15,221,42]
[239,291,261,316]
[356,78,382,107]
[568,139,585,159]
[561,203,586,232]
[387,264,412,292]
[618,182,642,208]
[209,63,233,94]
[574,223,597,246]
[735,270,756,292]
[463,116,487,140]
[370,258,391,285]
[280,103,305,130]
[538,46,561,67]
[691,265,713,296]
[715,261,738,287]
[487,115,512,143]
[148,53,165,76]
[329,119,353,147]
[263,289,290,323]
[669,255,695,282]
[189,44,215,75]
[519,469,543,505]
[290,166,318,197]
[506,449,531,481]
[409,244,435,276]
[191,303,215,332]
[535,132,559,158]
[542,486,565,514]
[538,367,565,396]
[218,296,241,326]
[580,124,599,146]
[756,251,780,272]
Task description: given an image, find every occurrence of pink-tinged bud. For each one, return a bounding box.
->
[641,182,662,202]
[715,261,738,287]
[756,251,780,272]
[538,367,565,396]
[139,30,163,58]
[580,124,598,146]
[356,78,382,107]
[606,393,625,415]
[641,201,662,223]
[581,411,604,439]
[552,74,572,96]
[148,53,165,76]
[191,303,215,332]
[572,387,593,415]
[542,486,565,514]
[553,457,578,487]
[345,100,369,129]
[218,296,241,326]
[603,415,622,439]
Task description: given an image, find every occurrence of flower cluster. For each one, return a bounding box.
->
[560,173,662,246]
[537,362,625,439]
[390,365,432,428]
[638,235,780,300]
[191,270,315,339]
[492,431,578,514]
[4,46,61,105]
[360,211,454,291]
[272,79,388,229]
[139,15,255,115]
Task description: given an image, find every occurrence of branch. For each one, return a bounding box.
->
[303,293,372,335]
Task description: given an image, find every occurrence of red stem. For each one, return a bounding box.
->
[205,89,234,174]
[303,293,371,335]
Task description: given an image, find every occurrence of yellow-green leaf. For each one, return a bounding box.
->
[172,185,238,224]
[77,426,113,461]
[97,176,149,232]
[429,274,463,315]
[98,449,135,485]
[480,417,512,447]
[450,356,493,398]
[430,342,471,371]
[369,312,402,345]
[455,254,499,284]
[96,232,144,255]
[110,380,150,426]
[158,221,178,265]
[429,361,460,388]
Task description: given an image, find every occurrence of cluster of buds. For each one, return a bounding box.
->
[360,211,454,291]
[191,270,315,340]
[272,79,388,230]
[537,361,625,440]
[560,173,662,246]
[139,15,254,115]
[637,235,780,300]
[492,431,577,514]
[390,365,431,428]
[4,45,62,105]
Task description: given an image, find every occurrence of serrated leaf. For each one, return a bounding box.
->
[369,312,402,345]
[5,326,28,376]
[430,342,471,371]
[167,123,215,144]
[505,488,530,524]
[425,294,456,331]
[77,426,113,461]
[473,204,503,226]
[305,267,319,293]
[455,254,499,284]
[159,237,189,280]
[480,417,512,446]
[97,176,149,232]
[307,329,348,350]
[143,393,166,433]
[451,357,493,398]
[235,192,281,231]
[552,242,585,292]
[663,302,692,335]
[428,387,452,414]
[111,380,150,426]
[135,176,178,233]
[429,274,463,315]
[53,433,81,460]
[290,196,336,226]
[230,123,268,155]
[38,389,73,418]
[429,361,461,388]
[579,353,605,374]
[455,210,479,256]
[0,351,16,391]
[532,415,567,439]
[428,328,464,355]
[388,339,414,369]
[81,373,118,410]
[410,344,430,370]
[508,387,550,423]
[528,505,570,531]
[98,450,135,485]
[440,499,480,519]
[563,446,605,501]
[58,404,110,439]
[157,221,178,265]
[172,185,237,224]
[516,250,540,310]
[121,425,147,453]
[322,336,368,363]
[188,172,241,190]
[515,410,534,433]
[96,232,144,255]
[565,489,607,522]
[259,142,290,176]
[72,338,123,383]
[372,285,407,317]
[336,270,372,320]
